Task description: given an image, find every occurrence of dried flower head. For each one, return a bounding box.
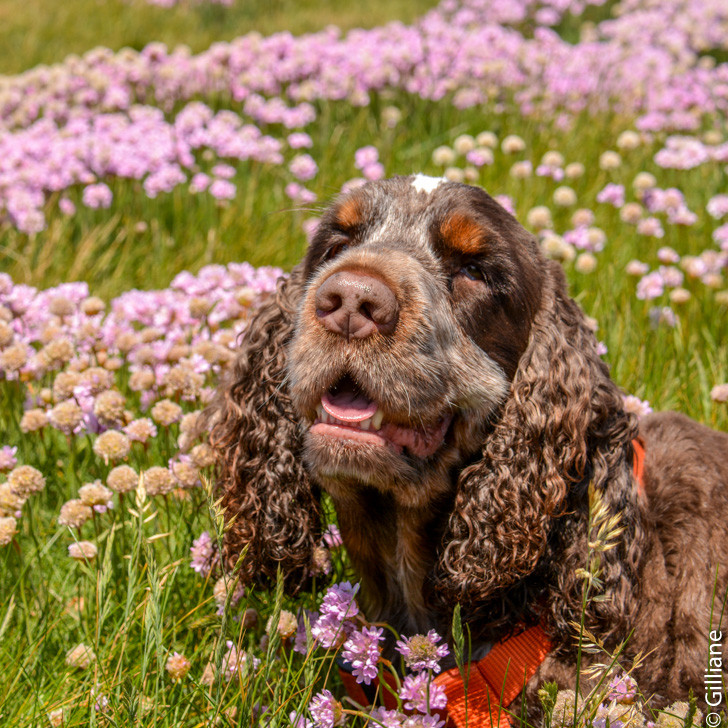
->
[7,465,46,497]
[179,411,201,434]
[93,390,126,427]
[107,465,138,493]
[81,296,106,316]
[124,417,157,443]
[68,541,98,561]
[81,367,114,394]
[166,652,191,681]
[93,431,131,463]
[20,408,49,433]
[58,499,94,529]
[0,321,13,347]
[49,400,84,435]
[0,483,26,517]
[189,443,215,468]
[129,369,156,392]
[0,343,28,373]
[48,296,76,317]
[171,458,200,489]
[163,365,204,400]
[143,466,176,496]
[78,481,113,512]
[0,516,18,546]
[266,610,298,639]
[40,338,75,368]
[65,643,96,669]
[151,399,183,427]
[53,371,81,401]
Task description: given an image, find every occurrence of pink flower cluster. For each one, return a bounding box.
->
[2,0,728,232]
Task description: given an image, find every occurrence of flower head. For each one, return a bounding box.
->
[342,625,384,685]
[166,652,191,681]
[395,630,449,673]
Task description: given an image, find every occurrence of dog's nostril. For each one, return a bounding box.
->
[314,270,398,339]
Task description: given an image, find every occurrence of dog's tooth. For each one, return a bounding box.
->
[359,417,372,431]
[371,409,384,431]
[316,404,324,421]
[321,410,330,423]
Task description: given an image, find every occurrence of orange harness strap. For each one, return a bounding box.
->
[339,439,648,725]
[433,624,553,728]
[632,436,646,496]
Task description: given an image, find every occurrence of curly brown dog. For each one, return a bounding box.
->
[208,175,728,712]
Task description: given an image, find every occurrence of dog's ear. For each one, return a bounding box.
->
[435,261,641,637]
[207,264,321,594]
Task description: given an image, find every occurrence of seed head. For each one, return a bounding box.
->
[129,369,156,392]
[53,371,80,401]
[0,343,28,373]
[93,390,126,427]
[58,499,93,528]
[81,296,106,316]
[81,367,114,394]
[124,417,157,443]
[93,431,130,464]
[40,338,75,368]
[0,516,17,545]
[0,321,13,347]
[166,652,191,681]
[163,365,204,400]
[65,643,96,669]
[143,467,176,496]
[171,459,200,489]
[48,296,76,317]
[107,465,138,493]
[78,481,113,511]
[68,541,98,561]
[151,399,183,427]
[20,408,49,433]
[190,443,216,468]
[8,465,46,497]
[266,610,298,639]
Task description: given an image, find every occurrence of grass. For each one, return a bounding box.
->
[0,0,727,725]
[0,0,433,76]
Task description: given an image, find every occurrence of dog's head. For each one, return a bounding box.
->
[209,175,639,639]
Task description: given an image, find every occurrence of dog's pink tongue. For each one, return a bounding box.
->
[322,388,377,423]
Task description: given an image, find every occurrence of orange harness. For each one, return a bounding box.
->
[340,438,648,727]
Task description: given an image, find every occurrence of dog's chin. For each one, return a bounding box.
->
[302,423,453,505]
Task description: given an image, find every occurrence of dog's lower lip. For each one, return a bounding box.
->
[310,421,403,453]
[310,413,453,458]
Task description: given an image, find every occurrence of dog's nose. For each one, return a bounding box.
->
[315,271,398,339]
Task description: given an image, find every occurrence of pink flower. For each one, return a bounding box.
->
[289,154,318,181]
[209,179,236,200]
[399,672,447,713]
[596,184,625,207]
[395,630,449,673]
[636,271,664,300]
[354,146,379,170]
[82,183,113,209]
[288,132,313,149]
[342,626,384,685]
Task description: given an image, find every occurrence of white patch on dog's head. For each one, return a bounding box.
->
[411,174,445,194]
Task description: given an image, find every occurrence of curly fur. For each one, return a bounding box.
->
[208,176,728,706]
[207,265,322,592]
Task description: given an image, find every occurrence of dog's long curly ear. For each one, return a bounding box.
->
[436,261,642,636]
[207,264,321,594]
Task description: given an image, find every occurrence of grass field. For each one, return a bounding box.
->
[0,0,727,725]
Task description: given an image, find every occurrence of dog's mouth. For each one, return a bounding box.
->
[310,374,452,458]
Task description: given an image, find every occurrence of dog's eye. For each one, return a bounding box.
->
[460,263,487,282]
[324,240,349,261]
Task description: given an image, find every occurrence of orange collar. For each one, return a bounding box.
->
[340,438,647,726]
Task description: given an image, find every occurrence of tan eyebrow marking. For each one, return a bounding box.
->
[440,213,486,254]
[335,194,365,230]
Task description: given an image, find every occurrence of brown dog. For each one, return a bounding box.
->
[208,175,728,710]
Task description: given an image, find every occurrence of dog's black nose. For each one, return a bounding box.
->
[314,270,398,339]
